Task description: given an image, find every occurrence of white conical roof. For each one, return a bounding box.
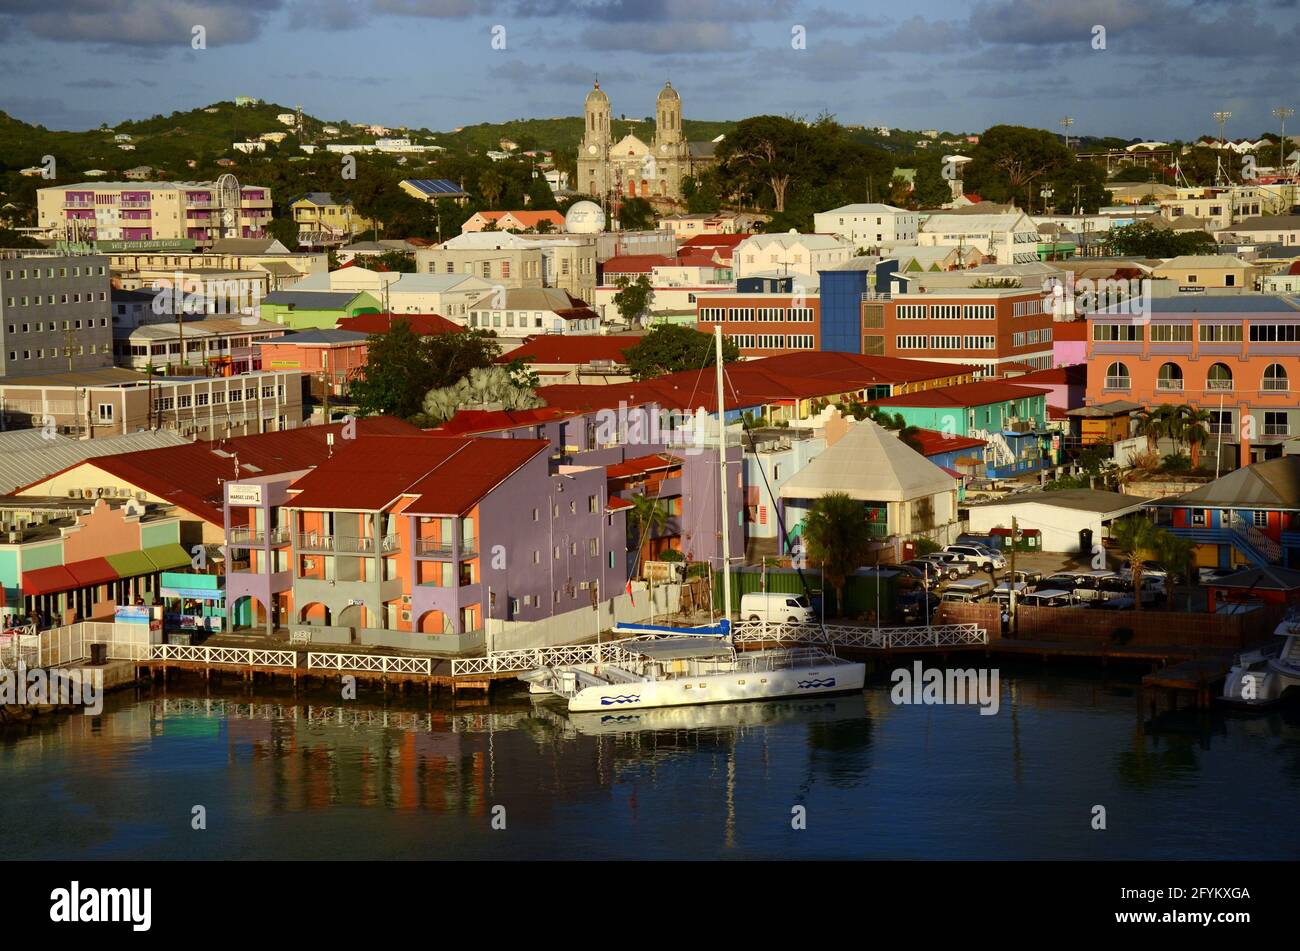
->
[780,420,956,503]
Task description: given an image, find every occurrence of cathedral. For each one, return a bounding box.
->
[576,81,718,203]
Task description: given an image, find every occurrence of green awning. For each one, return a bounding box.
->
[105,550,156,578]
[143,543,192,572]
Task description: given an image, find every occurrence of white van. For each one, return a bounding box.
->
[739,592,816,623]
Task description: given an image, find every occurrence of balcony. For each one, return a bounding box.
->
[1155,379,1183,391]
[295,533,401,554]
[415,538,479,558]
[119,200,150,209]
[1103,376,1131,390]
[1206,379,1234,391]
[1262,379,1290,392]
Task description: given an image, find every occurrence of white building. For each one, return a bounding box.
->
[285,268,493,321]
[966,489,1146,554]
[466,286,601,338]
[917,212,1040,265]
[733,232,854,280]
[813,203,918,249]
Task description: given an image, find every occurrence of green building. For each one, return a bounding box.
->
[260,290,381,330]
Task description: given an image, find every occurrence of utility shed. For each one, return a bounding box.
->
[966,488,1147,553]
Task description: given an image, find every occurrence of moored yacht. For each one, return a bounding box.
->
[1222,609,1300,705]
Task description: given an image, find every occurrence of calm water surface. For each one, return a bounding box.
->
[4,664,1299,860]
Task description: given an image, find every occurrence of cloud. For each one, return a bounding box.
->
[372,0,485,16]
[513,0,794,22]
[0,0,282,47]
[580,21,744,53]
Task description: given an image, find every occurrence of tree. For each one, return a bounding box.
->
[369,250,415,273]
[898,425,925,454]
[1176,404,1212,469]
[623,324,739,380]
[1103,221,1217,257]
[350,323,501,420]
[963,125,1072,208]
[1154,530,1196,612]
[618,197,655,230]
[265,216,300,251]
[629,494,669,567]
[801,492,875,617]
[350,320,436,418]
[1109,515,1161,611]
[612,274,653,324]
[477,168,505,206]
[910,156,954,208]
[1135,404,1179,453]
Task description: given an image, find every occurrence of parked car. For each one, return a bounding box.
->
[891,563,930,587]
[897,590,939,624]
[1199,566,1239,584]
[1019,589,1080,608]
[918,552,974,580]
[942,544,1007,572]
[940,578,995,602]
[1040,570,1119,602]
[1011,569,1044,588]
[739,592,815,623]
[990,581,1030,606]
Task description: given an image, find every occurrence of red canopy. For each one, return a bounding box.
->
[22,565,79,597]
[64,556,118,588]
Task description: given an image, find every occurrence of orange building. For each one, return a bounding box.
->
[1085,297,1300,468]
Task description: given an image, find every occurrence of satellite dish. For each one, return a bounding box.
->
[564,200,603,234]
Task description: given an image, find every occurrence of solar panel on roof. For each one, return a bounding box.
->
[405,179,462,195]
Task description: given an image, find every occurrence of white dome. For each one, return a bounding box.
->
[565,200,604,234]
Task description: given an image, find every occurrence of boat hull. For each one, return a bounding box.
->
[567,661,866,712]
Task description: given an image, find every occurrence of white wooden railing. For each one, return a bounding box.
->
[449,622,988,677]
[306,652,433,675]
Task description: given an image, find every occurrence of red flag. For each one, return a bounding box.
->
[626,579,635,605]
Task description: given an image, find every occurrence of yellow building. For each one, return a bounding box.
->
[1151,254,1263,290]
[291,192,377,248]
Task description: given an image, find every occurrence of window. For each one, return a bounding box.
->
[1249,324,1300,342]
[97,403,113,422]
[1156,362,1183,391]
[1263,363,1289,392]
[1199,324,1242,342]
[896,335,927,349]
[1264,411,1289,437]
[1092,323,1143,342]
[1104,361,1130,389]
[1209,410,1232,435]
[1253,510,1268,526]
[1206,363,1233,391]
[1150,323,1192,342]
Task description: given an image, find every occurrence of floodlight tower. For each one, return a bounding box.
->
[1213,110,1232,146]
[1059,116,1075,149]
[1273,107,1295,171]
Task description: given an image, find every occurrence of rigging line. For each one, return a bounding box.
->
[724,363,838,656]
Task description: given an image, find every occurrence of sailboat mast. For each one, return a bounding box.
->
[715,325,733,623]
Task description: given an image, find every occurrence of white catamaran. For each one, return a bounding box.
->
[520,327,867,713]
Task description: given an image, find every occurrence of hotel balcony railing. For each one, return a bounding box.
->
[1104,377,1131,390]
[1262,379,1290,392]
[415,538,479,558]
[64,200,95,208]
[186,198,214,206]
[1155,379,1183,391]
[229,526,292,546]
[295,533,401,554]
[1264,425,1290,437]
[1206,379,1234,391]
[119,200,151,208]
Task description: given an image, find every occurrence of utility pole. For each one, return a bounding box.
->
[1008,516,1019,636]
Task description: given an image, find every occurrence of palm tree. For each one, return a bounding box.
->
[629,494,668,567]
[1154,530,1196,612]
[1135,404,1179,454]
[1109,515,1161,611]
[1176,404,1212,469]
[898,425,926,454]
[801,492,875,617]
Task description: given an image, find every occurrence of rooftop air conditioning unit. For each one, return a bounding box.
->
[400,610,411,622]
[67,489,78,498]
[7,531,20,544]
[82,489,94,499]
[136,492,147,502]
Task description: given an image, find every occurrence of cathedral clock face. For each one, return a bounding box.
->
[660,144,667,153]
[588,145,597,155]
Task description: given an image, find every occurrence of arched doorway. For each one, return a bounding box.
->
[231,594,271,632]
[298,602,331,625]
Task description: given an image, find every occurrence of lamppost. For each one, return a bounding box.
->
[1273,107,1295,172]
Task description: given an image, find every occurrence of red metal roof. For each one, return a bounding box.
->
[605,453,681,479]
[606,496,633,511]
[285,435,548,515]
[336,312,464,336]
[537,352,979,416]
[435,406,576,436]
[907,428,986,456]
[870,380,1052,408]
[602,254,676,273]
[498,335,640,367]
[18,417,423,527]
[1005,364,1086,386]
[679,234,750,249]
[1050,320,1088,341]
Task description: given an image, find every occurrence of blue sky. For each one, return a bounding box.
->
[0,0,1296,141]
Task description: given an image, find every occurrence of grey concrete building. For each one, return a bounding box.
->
[0,251,114,378]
